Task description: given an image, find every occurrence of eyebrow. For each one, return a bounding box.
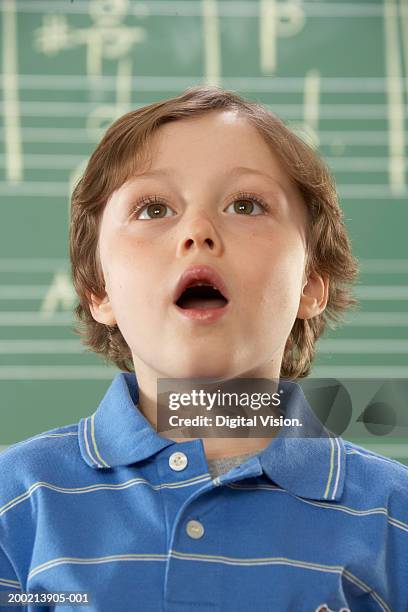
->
[131,165,286,191]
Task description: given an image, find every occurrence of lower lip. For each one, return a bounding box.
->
[174,302,230,323]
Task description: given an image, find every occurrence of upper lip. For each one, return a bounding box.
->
[173,264,230,304]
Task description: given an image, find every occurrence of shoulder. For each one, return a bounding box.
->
[0,423,79,504]
[342,438,408,507]
[0,423,79,466]
[343,438,408,478]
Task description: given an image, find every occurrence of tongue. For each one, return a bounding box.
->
[179,296,227,310]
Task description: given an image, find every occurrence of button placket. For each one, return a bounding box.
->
[162,446,222,610]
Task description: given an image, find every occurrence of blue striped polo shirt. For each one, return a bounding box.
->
[1,371,407,611]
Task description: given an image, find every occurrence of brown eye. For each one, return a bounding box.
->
[144,203,167,219]
[226,194,267,216]
[131,198,175,220]
[234,199,255,214]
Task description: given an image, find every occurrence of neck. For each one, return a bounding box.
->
[131,357,283,461]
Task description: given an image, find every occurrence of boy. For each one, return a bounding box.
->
[0,86,407,611]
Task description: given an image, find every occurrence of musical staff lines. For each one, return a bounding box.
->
[0,0,407,384]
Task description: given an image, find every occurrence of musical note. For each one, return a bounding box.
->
[34,0,147,82]
[202,0,221,87]
[383,0,406,194]
[39,272,76,318]
[290,70,320,150]
[259,0,306,74]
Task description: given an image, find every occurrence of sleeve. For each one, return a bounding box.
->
[0,541,23,611]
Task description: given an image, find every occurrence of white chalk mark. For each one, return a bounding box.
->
[0,366,117,379]
[383,0,406,194]
[0,286,52,298]
[337,184,408,198]
[303,70,320,132]
[86,53,133,141]
[202,0,221,86]
[400,0,408,99]
[3,74,407,92]
[0,259,68,272]
[291,69,321,149]
[34,14,70,55]
[317,339,408,354]
[358,259,408,273]
[312,366,408,378]
[7,1,408,19]
[345,312,408,326]
[0,312,74,326]
[353,285,408,300]
[116,56,132,107]
[68,159,88,221]
[85,106,123,140]
[89,0,129,28]
[277,1,306,38]
[259,0,277,73]
[259,0,306,74]
[39,272,76,317]
[34,9,145,82]
[0,340,83,354]
[327,157,408,172]
[1,0,23,182]
[87,30,103,81]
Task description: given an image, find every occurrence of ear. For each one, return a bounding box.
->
[297,271,329,319]
[89,292,117,326]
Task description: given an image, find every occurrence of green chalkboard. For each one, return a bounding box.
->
[0,0,407,463]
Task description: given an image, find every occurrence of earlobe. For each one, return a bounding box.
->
[89,293,117,326]
[297,272,329,320]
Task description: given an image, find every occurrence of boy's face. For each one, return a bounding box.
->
[91,110,327,380]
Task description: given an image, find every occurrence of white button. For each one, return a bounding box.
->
[168,451,188,471]
[186,519,204,539]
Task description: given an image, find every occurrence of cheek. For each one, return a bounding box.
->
[106,248,163,316]
[253,243,305,311]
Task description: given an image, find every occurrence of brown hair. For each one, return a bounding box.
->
[69,85,359,379]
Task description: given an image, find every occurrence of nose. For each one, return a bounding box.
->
[176,216,223,256]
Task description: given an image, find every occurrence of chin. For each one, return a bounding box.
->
[173,359,235,381]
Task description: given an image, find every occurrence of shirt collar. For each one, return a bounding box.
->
[78,372,346,502]
[258,381,346,502]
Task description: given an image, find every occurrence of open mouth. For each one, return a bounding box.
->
[175,284,229,310]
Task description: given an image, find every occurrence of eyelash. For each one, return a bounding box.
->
[129,191,273,219]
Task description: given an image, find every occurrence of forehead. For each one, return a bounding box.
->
[139,111,292,188]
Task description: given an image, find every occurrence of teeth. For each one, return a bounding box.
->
[189,282,218,290]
